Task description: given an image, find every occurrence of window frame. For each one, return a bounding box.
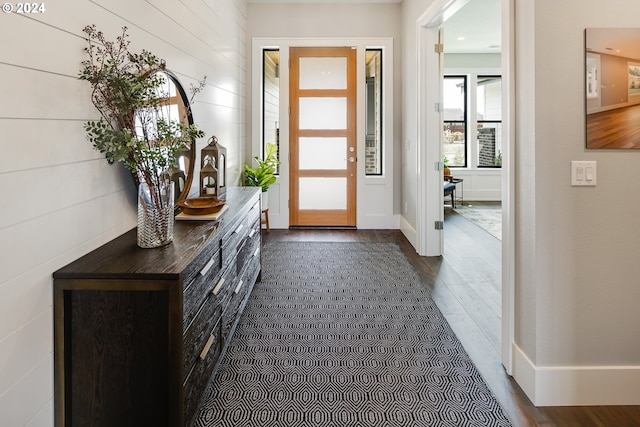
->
[262,48,280,175]
[365,48,383,176]
[476,75,502,168]
[443,75,468,168]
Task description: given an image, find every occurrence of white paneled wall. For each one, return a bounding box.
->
[0,1,247,425]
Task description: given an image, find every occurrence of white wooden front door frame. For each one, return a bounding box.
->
[251,38,394,231]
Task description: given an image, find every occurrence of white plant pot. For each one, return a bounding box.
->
[261,190,269,210]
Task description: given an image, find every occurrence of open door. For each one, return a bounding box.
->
[418,26,445,256]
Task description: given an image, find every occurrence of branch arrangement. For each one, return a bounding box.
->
[79,25,205,209]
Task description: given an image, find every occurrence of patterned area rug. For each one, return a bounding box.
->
[196,242,512,426]
[453,205,502,240]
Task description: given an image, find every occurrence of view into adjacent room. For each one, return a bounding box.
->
[440,0,503,357]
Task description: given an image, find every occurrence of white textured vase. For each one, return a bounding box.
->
[137,181,174,248]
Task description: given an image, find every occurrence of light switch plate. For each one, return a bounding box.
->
[571,161,597,186]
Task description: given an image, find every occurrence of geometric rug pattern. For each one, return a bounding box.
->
[196,242,512,426]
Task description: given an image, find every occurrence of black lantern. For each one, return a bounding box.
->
[199,157,217,198]
[201,136,227,199]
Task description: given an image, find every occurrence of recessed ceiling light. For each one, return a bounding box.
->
[457,36,465,41]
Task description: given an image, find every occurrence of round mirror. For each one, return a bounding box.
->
[153,71,197,205]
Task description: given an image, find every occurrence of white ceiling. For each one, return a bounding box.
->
[247,0,502,54]
[442,0,501,54]
[586,28,640,61]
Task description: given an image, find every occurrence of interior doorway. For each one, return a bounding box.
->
[417,0,514,373]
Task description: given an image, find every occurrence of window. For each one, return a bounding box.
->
[365,49,383,175]
[443,74,502,169]
[476,76,502,167]
[443,76,467,167]
[262,49,280,174]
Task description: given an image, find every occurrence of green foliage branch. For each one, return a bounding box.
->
[79,25,205,208]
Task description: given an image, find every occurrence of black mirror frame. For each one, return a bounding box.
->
[162,70,197,207]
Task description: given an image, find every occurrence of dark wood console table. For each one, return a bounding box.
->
[53,187,261,426]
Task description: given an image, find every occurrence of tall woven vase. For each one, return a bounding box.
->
[137,181,175,248]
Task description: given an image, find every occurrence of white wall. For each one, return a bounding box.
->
[0,1,247,424]
[399,0,432,245]
[511,0,640,405]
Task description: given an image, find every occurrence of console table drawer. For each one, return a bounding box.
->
[221,220,250,270]
[236,217,260,276]
[183,269,231,378]
[183,320,222,424]
[183,249,222,331]
[222,251,260,345]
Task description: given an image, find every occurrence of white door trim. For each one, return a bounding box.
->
[501,0,516,376]
[416,22,443,257]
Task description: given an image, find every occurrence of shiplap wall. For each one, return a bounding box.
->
[0,1,247,425]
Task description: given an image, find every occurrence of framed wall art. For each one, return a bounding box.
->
[585,28,640,149]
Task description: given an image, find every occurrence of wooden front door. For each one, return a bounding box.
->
[289,47,357,227]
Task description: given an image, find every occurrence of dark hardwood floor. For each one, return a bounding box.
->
[262,211,640,427]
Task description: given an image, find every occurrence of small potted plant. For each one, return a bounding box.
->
[443,156,451,178]
[244,143,280,208]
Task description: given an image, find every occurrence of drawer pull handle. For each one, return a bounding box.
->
[234,280,244,294]
[200,258,215,276]
[212,277,225,295]
[249,229,255,238]
[234,224,244,234]
[200,334,216,360]
[253,247,260,258]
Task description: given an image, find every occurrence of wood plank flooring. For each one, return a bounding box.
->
[586,103,640,149]
[262,210,640,427]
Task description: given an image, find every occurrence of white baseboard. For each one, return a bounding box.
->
[399,215,417,249]
[462,190,502,201]
[358,213,401,229]
[513,343,640,406]
[391,213,401,229]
